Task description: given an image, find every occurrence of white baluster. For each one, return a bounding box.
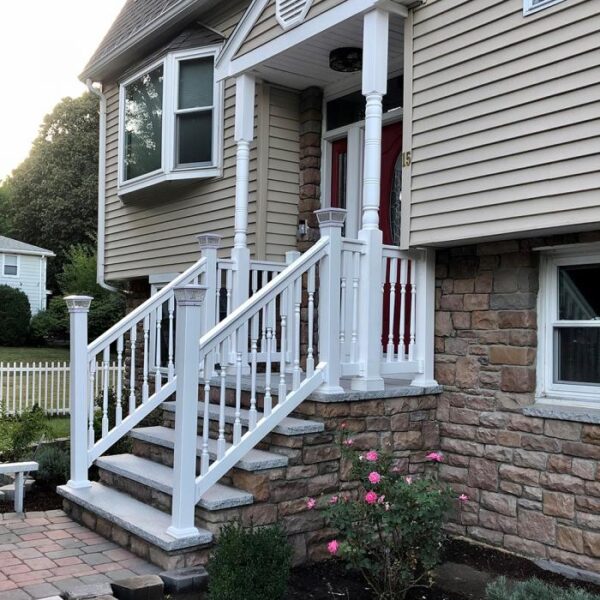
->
[351,251,360,365]
[387,257,398,361]
[167,295,175,379]
[409,264,417,361]
[264,328,273,417]
[201,376,211,475]
[340,256,347,357]
[279,291,287,400]
[307,265,316,378]
[293,278,301,391]
[225,269,233,317]
[116,336,123,425]
[19,362,23,413]
[102,347,109,437]
[31,362,36,409]
[234,350,242,444]
[155,305,163,391]
[142,315,150,402]
[399,258,408,361]
[88,359,95,447]
[25,363,29,410]
[129,326,137,414]
[218,350,227,460]
[249,328,258,430]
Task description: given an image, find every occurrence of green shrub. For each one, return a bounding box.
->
[0,285,31,346]
[486,577,600,600]
[34,444,70,486]
[0,405,53,462]
[30,297,68,343]
[207,521,292,600]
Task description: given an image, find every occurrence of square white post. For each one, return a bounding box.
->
[410,248,438,387]
[316,208,346,393]
[351,8,389,392]
[168,284,206,539]
[197,233,221,333]
[65,295,93,489]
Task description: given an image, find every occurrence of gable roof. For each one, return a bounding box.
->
[0,236,55,258]
[81,0,223,81]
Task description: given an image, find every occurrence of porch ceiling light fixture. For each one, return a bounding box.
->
[329,47,363,72]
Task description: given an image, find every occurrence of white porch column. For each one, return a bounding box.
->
[352,8,389,392]
[65,295,93,489]
[410,248,438,387]
[168,284,206,539]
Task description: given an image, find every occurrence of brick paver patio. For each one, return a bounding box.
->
[0,510,160,599]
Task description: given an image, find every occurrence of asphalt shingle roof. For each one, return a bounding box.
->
[0,236,55,256]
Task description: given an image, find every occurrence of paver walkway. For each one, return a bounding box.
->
[0,510,160,599]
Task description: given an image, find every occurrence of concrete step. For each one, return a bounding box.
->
[95,454,254,511]
[129,426,288,471]
[162,401,324,436]
[57,482,213,552]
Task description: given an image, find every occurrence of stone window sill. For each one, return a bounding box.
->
[522,403,600,424]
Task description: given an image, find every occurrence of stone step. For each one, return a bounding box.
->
[95,454,254,511]
[129,426,289,471]
[162,401,324,436]
[57,482,213,553]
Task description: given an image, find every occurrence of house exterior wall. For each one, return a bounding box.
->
[404,0,600,247]
[0,253,47,315]
[102,1,301,281]
[434,232,600,573]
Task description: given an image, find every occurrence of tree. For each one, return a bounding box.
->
[0,93,99,290]
[0,286,31,346]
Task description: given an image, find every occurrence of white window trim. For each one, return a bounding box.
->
[523,0,565,15]
[117,46,224,196]
[537,244,600,408]
[2,254,20,278]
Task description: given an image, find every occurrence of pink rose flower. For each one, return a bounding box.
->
[306,497,316,510]
[343,439,354,447]
[364,491,378,505]
[368,471,381,484]
[426,452,444,463]
[327,540,340,555]
[405,476,413,485]
[329,495,339,505]
[365,450,379,462]
[459,494,469,503]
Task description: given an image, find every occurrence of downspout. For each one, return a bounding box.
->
[86,79,120,293]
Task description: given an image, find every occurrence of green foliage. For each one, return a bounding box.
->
[0,93,99,290]
[486,577,600,600]
[323,441,457,600]
[34,444,70,486]
[207,521,292,600]
[30,298,68,344]
[0,405,53,462]
[0,285,32,346]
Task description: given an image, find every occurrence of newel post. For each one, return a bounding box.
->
[197,233,221,334]
[316,208,346,393]
[65,295,93,489]
[168,284,206,539]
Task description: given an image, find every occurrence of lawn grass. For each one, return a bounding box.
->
[45,417,70,439]
[0,346,70,363]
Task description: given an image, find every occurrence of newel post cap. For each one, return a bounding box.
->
[315,208,347,228]
[65,295,93,312]
[197,233,222,250]
[174,284,207,306]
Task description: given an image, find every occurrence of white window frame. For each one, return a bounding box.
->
[538,244,600,407]
[118,46,224,196]
[2,254,19,278]
[523,0,565,15]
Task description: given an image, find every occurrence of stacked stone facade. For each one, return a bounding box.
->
[434,234,600,573]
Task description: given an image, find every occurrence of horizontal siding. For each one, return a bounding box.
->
[235,0,345,58]
[407,0,600,246]
[0,253,45,315]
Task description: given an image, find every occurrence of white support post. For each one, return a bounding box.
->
[167,284,206,539]
[410,248,438,388]
[316,208,346,393]
[14,472,24,513]
[352,8,389,392]
[65,295,93,489]
[197,234,221,334]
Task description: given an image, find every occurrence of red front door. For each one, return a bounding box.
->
[379,121,403,245]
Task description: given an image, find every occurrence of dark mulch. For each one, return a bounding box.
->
[0,482,63,514]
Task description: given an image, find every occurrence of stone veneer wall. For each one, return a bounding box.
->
[434,233,600,574]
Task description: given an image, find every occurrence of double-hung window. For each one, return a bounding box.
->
[119,46,222,195]
[523,0,566,15]
[3,254,18,277]
[538,246,600,405]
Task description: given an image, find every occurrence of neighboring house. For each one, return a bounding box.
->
[59,0,600,575]
[0,236,54,315]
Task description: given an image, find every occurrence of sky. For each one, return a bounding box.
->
[0,0,126,181]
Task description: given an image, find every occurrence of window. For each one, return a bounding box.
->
[119,47,223,195]
[538,246,600,405]
[3,255,18,277]
[523,0,565,15]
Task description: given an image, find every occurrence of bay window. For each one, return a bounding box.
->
[119,46,222,195]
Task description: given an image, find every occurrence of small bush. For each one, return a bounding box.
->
[486,577,600,600]
[0,285,31,346]
[30,297,68,344]
[0,405,53,462]
[207,521,292,600]
[34,444,70,486]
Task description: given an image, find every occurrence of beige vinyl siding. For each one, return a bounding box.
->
[102,1,300,281]
[406,0,600,247]
[235,0,345,58]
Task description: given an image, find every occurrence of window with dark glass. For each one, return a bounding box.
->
[3,254,18,276]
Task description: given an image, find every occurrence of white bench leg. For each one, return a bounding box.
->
[14,472,24,513]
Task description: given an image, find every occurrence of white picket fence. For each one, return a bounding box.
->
[0,361,120,416]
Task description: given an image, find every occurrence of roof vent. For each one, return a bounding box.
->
[276,0,313,30]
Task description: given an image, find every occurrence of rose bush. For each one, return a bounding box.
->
[311,434,467,600]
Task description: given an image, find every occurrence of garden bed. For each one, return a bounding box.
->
[0,481,63,513]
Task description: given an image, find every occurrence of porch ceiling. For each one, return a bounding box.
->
[248,12,404,92]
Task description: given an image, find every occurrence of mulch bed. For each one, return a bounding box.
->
[0,481,63,514]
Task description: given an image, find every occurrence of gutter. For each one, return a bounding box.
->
[86,79,120,294]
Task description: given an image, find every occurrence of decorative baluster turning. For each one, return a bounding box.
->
[102,348,110,437]
[264,327,273,416]
[293,277,301,391]
[142,315,150,402]
[116,336,123,425]
[307,266,316,377]
[88,360,95,447]
[234,351,243,444]
[249,329,258,430]
[129,326,137,414]
[339,259,347,356]
[409,270,417,361]
[218,350,227,460]
[387,257,398,361]
[399,259,408,361]
[155,305,163,392]
[167,295,175,379]
[201,377,211,475]
[351,251,360,364]
[279,291,287,399]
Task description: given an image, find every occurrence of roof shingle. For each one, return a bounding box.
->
[0,236,55,256]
